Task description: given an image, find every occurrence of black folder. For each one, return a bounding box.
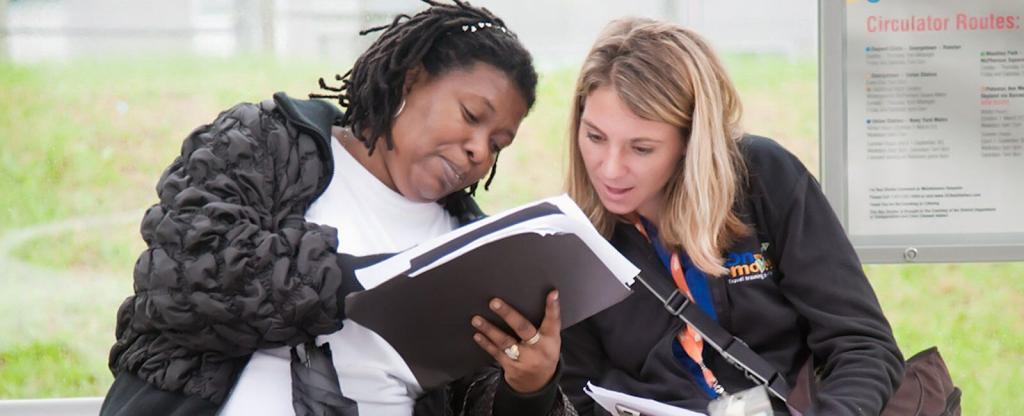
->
[344,203,635,390]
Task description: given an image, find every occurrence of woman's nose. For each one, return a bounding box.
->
[599,148,627,179]
[464,130,493,164]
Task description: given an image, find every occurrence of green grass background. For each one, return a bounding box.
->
[0,53,1020,414]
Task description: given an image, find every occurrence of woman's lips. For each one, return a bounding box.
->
[439,156,466,191]
[602,183,633,200]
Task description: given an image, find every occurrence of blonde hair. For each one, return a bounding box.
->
[566,18,748,276]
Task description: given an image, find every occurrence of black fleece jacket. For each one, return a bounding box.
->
[561,136,904,416]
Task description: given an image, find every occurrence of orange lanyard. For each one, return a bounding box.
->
[628,215,724,395]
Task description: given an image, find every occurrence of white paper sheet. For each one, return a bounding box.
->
[354,194,638,290]
[584,382,707,416]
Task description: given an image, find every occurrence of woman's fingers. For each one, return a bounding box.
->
[471,315,517,351]
[539,290,561,336]
[487,298,540,342]
[472,332,513,367]
[470,292,563,394]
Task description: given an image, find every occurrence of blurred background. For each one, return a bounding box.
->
[0,0,1019,414]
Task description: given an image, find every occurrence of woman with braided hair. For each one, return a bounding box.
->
[99,2,573,415]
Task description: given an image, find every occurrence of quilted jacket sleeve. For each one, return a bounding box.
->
[112,100,361,365]
[454,367,577,416]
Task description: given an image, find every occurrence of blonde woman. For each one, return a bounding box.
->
[560,18,904,415]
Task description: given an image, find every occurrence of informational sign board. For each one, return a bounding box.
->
[820,0,1024,263]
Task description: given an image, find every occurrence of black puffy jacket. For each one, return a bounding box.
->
[104,93,573,416]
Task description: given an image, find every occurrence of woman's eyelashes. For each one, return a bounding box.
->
[633,145,654,155]
[461,105,480,124]
[586,131,653,155]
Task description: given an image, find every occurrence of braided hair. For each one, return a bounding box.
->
[312,0,537,195]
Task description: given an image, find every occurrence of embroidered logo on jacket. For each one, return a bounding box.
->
[725,244,775,284]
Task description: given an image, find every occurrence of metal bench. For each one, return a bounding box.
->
[0,397,103,415]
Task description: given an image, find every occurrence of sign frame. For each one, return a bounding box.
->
[818,0,1024,264]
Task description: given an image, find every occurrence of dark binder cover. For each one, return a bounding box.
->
[344,231,634,390]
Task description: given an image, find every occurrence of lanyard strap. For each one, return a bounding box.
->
[628,215,725,395]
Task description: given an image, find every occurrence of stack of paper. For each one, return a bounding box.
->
[345,194,640,390]
[585,382,706,416]
[354,194,637,288]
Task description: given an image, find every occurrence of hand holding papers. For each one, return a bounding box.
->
[345,195,639,390]
[585,382,707,416]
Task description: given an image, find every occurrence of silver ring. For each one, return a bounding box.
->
[503,344,520,361]
[524,332,541,346]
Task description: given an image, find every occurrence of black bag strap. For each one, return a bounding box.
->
[632,272,793,403]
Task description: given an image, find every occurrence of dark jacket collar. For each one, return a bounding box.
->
[272,91,341,199]
[271,92,485,225]
[273,91,341,147]
[611,222,675,285]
